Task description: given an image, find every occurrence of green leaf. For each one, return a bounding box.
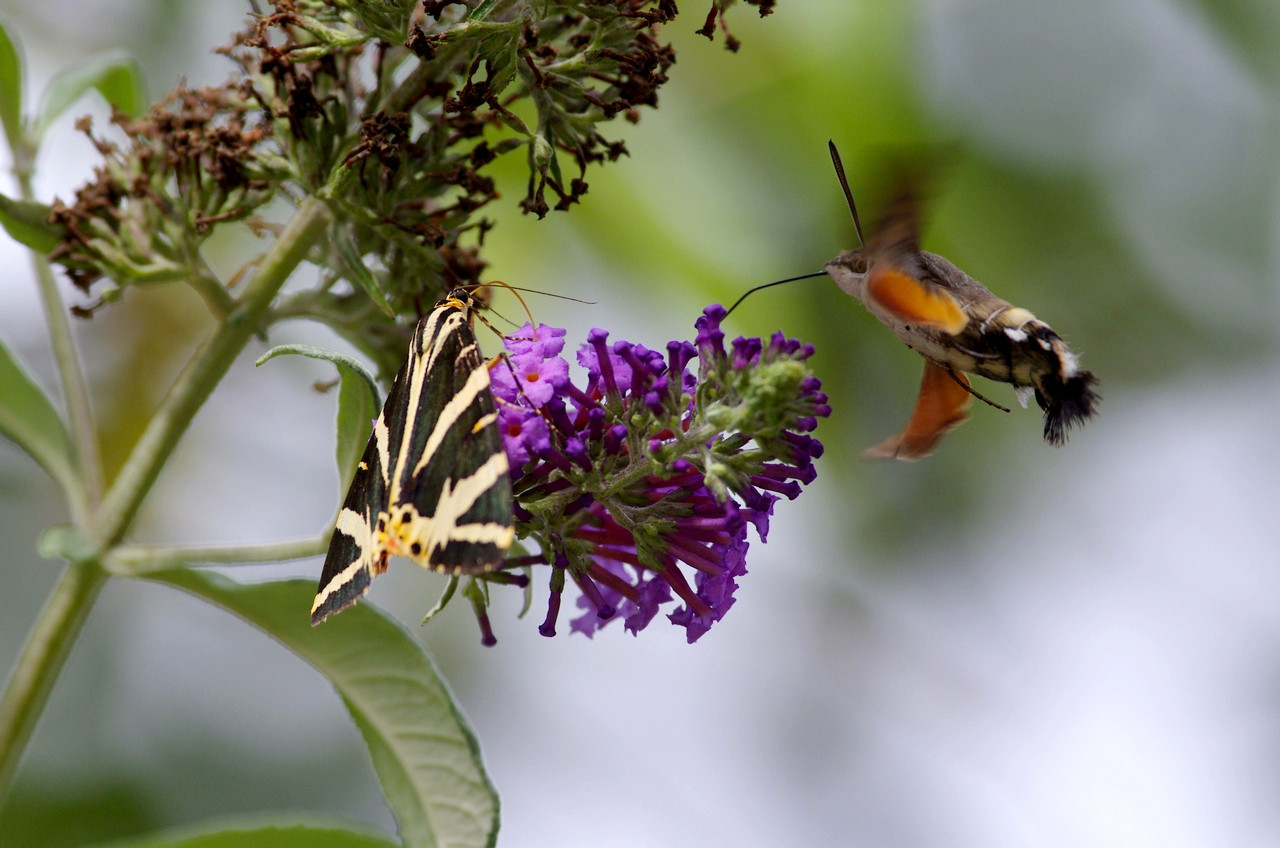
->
[86,819,402,848]
[333,231,395,317]
[0,18,24,153]
[0,776,158,848]
[334,356,380,493]
[0,192,62,254]
[37,50,146,137]
[254,344,381,493]
[148,571,500,848]
[0,334,77,494]
[485,42,517,97]
[419,575,459,625]
[344,0,417,44]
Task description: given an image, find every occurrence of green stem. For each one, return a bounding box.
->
[0,561,107,801]
[185,265,237,319]
[17,171,98,524]
[88,197,333,550]
[383,59,440,116]
[381,20,512,115]
[105,535,330,576]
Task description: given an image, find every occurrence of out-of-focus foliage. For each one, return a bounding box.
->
[46,0,689,376]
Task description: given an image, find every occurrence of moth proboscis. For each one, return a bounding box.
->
[311,287,515,625]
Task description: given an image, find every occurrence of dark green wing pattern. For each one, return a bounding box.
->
[312,293,515,625]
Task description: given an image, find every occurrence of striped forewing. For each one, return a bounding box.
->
[311,295,515,625]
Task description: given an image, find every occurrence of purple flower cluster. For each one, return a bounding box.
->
[474,305,828,645]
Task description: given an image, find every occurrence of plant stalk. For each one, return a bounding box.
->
[18,170,99,524]
[105,535,330,576]
[0,560,107,802]
[88,198,333,550]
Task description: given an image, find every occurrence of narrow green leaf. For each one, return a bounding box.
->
[254,344,381,493]
[0,18,24,153]
[0,192,62,254]
[0,334,77,494]
[419,575,459,625]
[333,231,395,317]
[148,571,500,848]
[486,43,517,97]
[37,50,146,136]
[87,819,401,848]
[466,0,503,22]
[334,356,379,493]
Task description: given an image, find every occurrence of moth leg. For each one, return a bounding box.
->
[865,360,973,461]
[942,368,1011,413]
[866,264,968,334]
[487,350,562,447]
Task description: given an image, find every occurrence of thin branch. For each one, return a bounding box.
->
[88,198,333,550]
[18,171,99,523]
[0,561,107,800]
[105,534,330,576]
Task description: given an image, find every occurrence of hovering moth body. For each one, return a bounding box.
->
[312,289,515,625]
[823,144,1099,460]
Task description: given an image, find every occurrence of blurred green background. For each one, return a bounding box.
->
[1,1,1278,846]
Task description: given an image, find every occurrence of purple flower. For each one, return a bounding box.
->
[668,532,748,642]
[496,403,549,469]
[503,322,566,358]
[458,305,829,645]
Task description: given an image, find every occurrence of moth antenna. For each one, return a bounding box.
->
[723,271,829,319]
[828,140,864,247]
[499,285,596,306]
[473,279,537,333]
[475,280,594,333]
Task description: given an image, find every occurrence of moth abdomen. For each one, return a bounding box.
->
[1036,368,1100,447]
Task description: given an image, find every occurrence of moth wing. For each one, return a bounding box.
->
[387,308,514,575]
[312,300,516,626]
[865,262,968,335]
[312,404,395,625]
[863,181,968,335]
[865,360,973,461]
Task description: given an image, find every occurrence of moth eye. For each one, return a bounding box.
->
[410,542,422,556]
[377,517,386,531]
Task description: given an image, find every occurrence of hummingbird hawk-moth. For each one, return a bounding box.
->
[822,143,1100,460]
